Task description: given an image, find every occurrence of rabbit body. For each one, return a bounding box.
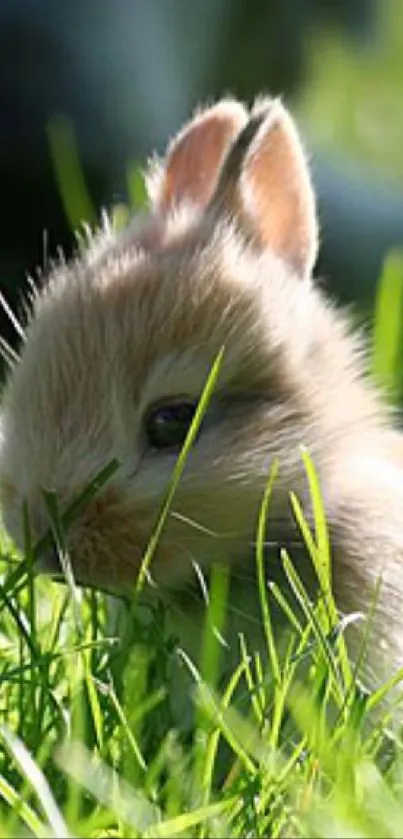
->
[1,97,403,692]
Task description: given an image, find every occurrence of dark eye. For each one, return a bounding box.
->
[145,401,197,450]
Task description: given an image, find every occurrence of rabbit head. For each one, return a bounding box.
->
[0,95,402,677]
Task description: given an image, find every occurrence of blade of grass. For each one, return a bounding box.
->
[135,347,225,592]
[291,448,353,692]
[47,115,97,230]
[199,562,230,695]
[281,548,345,709]
[106,681,147,772]
[0,725,70,838]
[42,490,83,638]
[193,561,230,801]
[268,580,304,636]
[57,741,160,833]
[178,648,258,776]
[255,459,280,685]
[34,459,121,565]
[200,658,249,818]
[372,249,403,398]
[143,796,238,839]
[239,634,265,726]
[127,165,148,210]
[0,773,46,837]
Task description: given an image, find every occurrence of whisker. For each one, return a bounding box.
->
[0,290,25,341]
[170,510,222,538]
[0,335,19,368]
[56,245,67,267]
[169,563,232,648]
[26,273,40,302]
[166,550,265,628]
[191,558,210,606]
[170,509,298,545]
[189,560,231,647]
[42,229,49,274]
[250,538,303,550]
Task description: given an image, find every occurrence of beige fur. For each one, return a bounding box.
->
[1,96,403,693]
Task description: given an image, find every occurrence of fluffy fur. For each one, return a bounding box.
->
[1,96,403,691]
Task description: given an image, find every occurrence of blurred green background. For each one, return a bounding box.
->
[1,0,403,356]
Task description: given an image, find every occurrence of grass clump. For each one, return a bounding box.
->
[0,429,403,836]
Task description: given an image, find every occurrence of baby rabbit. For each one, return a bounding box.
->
[1,96,403,693]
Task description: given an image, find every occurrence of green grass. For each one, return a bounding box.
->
[1,447,403,838]
[296,0,403,183]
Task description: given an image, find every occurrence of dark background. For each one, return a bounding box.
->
[1,0,403,361]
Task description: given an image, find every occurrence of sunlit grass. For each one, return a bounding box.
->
[1,425,403,836]
[297,0,403,183]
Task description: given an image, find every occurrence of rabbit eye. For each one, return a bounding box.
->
[145,401,197,450]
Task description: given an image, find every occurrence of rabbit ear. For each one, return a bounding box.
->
[211,98,319,279]
[150,100,248,213]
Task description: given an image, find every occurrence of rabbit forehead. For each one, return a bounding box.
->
[0,236,249,445]
[49,221,283,397]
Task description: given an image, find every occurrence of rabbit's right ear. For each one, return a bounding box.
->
[210,99,319,279]
[147,100,248,213]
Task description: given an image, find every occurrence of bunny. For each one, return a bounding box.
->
[1,95,403,696]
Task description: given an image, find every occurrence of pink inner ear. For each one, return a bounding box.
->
[158,101,248,213]
[240,105,318,278]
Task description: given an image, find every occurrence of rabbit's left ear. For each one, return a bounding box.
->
[211,99,319,279]
[148,99,248,213]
